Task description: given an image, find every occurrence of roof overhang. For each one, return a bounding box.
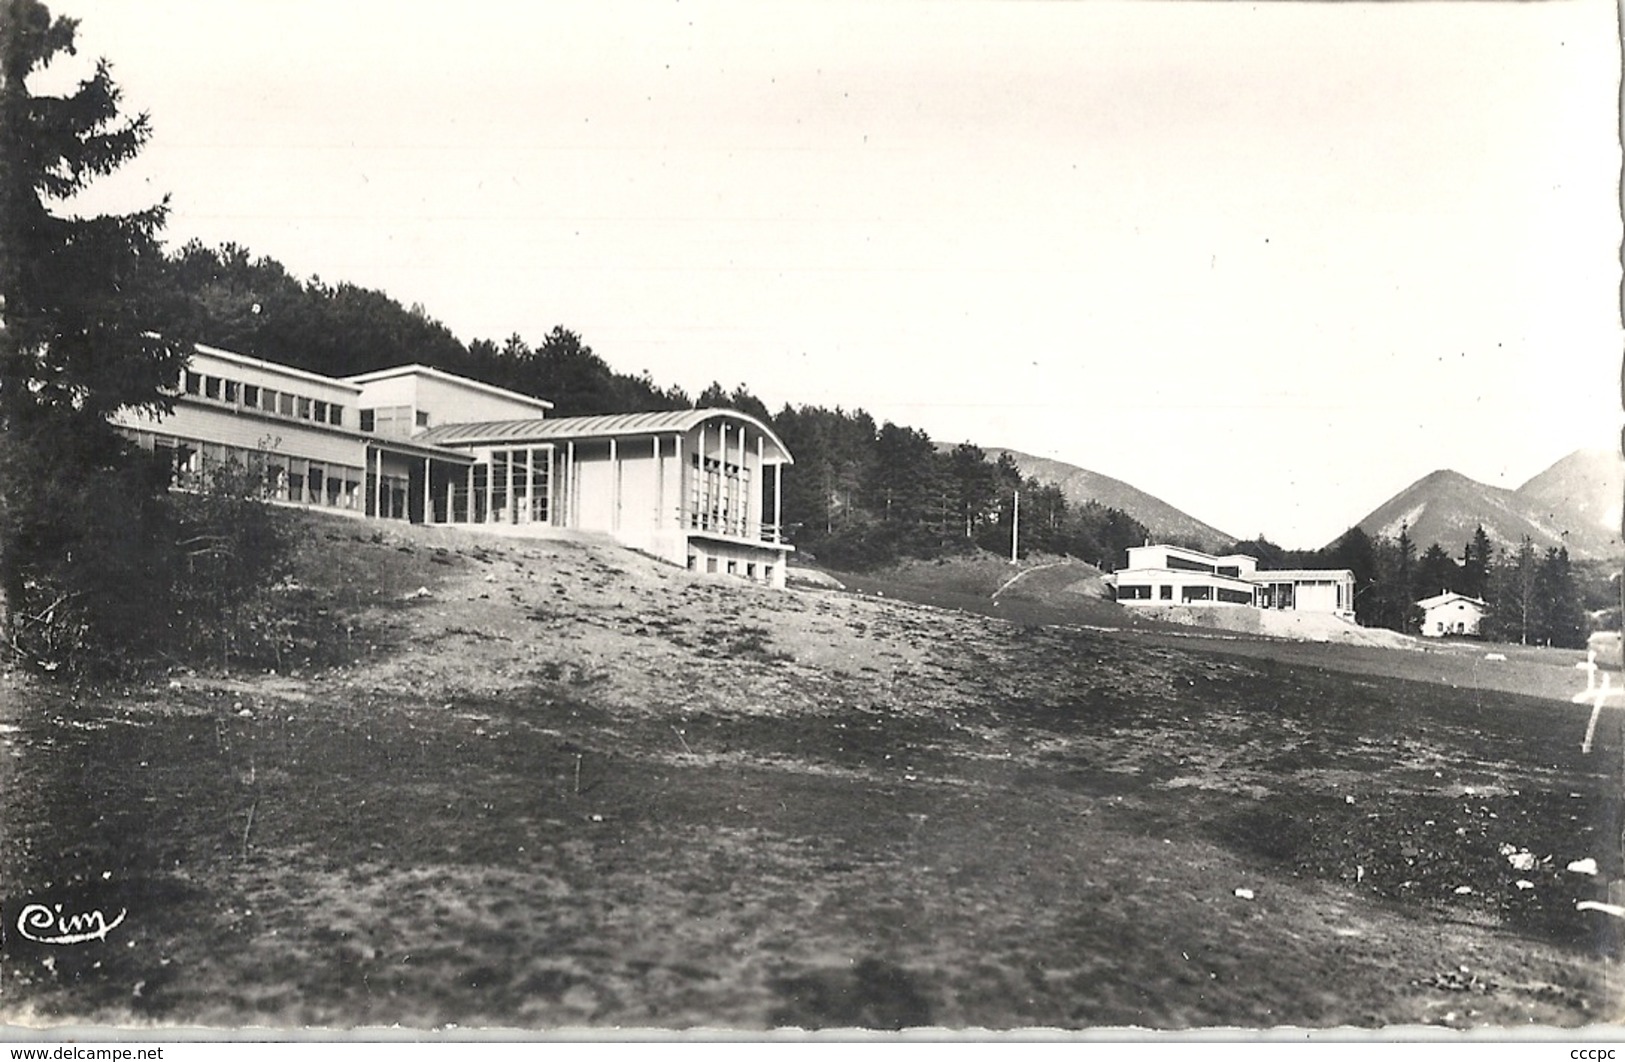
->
[418,408,794,464]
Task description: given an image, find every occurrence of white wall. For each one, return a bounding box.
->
[1422,601,1486,636]
[572,444,616,531]
[1295,581,1340,613]
[413,374,550,426]
[117,402,365,467]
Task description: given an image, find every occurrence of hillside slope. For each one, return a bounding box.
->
[1515,448,1624,557]
[1351,450,1623,558]
[983,447,1235,552]
[0,515,1615,1030]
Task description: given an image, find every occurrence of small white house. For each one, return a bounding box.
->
[1416,592,1488,638]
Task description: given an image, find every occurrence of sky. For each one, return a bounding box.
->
[44,0,1624,549]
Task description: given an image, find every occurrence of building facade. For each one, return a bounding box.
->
[1108,544,1356,619]
[112,345,794,586]
[1416,592,1488,638]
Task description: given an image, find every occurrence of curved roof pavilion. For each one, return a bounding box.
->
[416,408,793,463]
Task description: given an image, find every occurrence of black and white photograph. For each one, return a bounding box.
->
[0,0,1620,1040]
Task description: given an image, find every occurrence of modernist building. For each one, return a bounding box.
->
[111,344,794,586]
[1109,544,1356,619]
[1415,592,1488,638]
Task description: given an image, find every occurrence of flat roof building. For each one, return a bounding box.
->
[112,345,794,586]
[1108,543,1355,619]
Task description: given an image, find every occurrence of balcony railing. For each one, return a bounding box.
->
[683,509,783,544]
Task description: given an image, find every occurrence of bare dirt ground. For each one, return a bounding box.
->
[1,517,1619,1032]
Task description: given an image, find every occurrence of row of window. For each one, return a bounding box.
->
[1162,554,1243,578]
[688,552,773,583]
[440,448,552,524]
[182,369,347,428]
[1117,583,1254,604]
[120,428,414,517]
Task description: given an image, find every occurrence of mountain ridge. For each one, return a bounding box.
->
[1347,448,1622,559]
[979,447,1236,554]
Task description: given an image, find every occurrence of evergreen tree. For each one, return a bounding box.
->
[1487,538,1539,644]
[1534,546,1585,648]
[1415,542,1460,599]
[865,422,937,527]
[948,442,997,539]
[0,0,190,650]
[1460,525,1493,599]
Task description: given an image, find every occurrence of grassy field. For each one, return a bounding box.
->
[1,517,1619,1031]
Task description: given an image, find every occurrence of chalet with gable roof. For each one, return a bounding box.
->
[1415,591,1488,638]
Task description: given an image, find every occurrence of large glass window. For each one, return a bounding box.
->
[529,448,550,523]
[491,450,510,523]
[689,451,750,536]
[471,465,488,523]
[287,458,307,503]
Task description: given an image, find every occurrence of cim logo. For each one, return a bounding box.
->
[15,902,126,945]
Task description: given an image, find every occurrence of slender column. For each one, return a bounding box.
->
[566,441,576,527]
[523,448,534,523]
[774,462,782,543]
[674,433,684,529]
[505,447,515,524]
[655,435,665,529]
[736,425,746,535]
[720,423,731,534]
[548,445,557,525]
[422,458,431,524]
[485,449,494,525]
[465,463,475,523]
[609,437,620,531]
[372,447,382,519]
[755,435,764,539]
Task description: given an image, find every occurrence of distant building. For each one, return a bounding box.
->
[1415,592,1488,638]
[112,344,794,586]
[1107,544,1356,619]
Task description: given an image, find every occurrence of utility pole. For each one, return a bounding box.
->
[1010,489,1020,565]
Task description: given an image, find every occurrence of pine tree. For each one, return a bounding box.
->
[1460,524,1493,599]
[0,0,190,652]
[1416,542,1460,599]
[1488,538,1539,644]
[1534,546,1585,648]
